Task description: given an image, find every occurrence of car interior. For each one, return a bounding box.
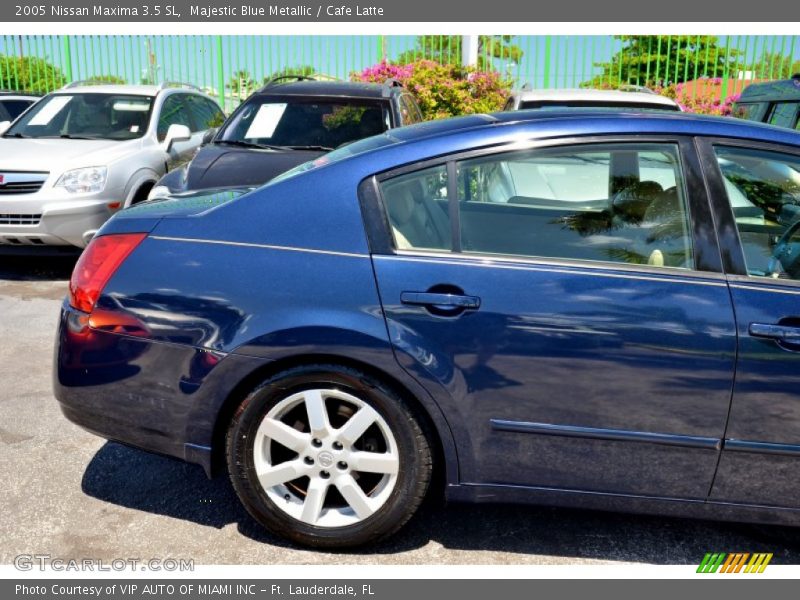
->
[382,146,695,270]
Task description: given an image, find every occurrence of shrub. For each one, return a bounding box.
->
[0,55,66,93]
[352,59,511,121]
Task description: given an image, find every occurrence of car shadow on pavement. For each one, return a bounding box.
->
[0,254,79,281]
[82,442,800,563]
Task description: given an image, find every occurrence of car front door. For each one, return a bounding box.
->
[368,137,737,499]
[699,139,800,508]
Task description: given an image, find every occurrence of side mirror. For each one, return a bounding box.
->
[163,123,191,152]
[201,128,217,146]
[0,121,11,135]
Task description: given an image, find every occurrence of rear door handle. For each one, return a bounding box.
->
[749,322,800,341]
[401,292,481,310]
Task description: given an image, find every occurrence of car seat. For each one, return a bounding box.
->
[385,179,451,250]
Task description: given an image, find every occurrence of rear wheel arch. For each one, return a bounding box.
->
[209,353,454,494]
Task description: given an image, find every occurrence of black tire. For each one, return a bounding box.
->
[226,364,432,548]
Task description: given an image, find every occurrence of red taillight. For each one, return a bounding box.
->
[69,233,147,313]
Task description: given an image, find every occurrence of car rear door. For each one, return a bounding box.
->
[366,136,737,499]
[698,138,800,508]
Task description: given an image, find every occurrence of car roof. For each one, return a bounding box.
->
[51,84,212,97]
[257,80,399,99]
[382,109,800,144]
[0,92,39,99]
[738,77,800,101]
[512,88,678,108]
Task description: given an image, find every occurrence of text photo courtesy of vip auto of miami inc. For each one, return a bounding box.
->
[3,23,800,588]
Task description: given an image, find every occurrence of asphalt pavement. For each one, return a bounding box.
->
[2,255,800,565]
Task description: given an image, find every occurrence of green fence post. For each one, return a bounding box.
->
[61,35,73,83]
[216,35,224,108]
[543,36,552,89]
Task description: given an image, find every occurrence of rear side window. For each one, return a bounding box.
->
[399,94,423,125]
[381,143,694,270]
[732,102,768,122]
[380,164,451,251]
[714,145,800,279]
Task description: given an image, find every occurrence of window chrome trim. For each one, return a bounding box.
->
[375,250,728,287]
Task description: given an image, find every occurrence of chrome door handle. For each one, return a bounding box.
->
[749,323,800,341]
[400,292,481,310]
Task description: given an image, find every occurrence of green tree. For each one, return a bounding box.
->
[227,69,256,98]
[755,52,800,80]
[0,55,66,93]
[263,64,316,84]
[88,74,126,85]
[584,35,741,88]
[395,36,523,70]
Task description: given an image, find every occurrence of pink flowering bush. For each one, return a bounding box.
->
[667,82,740,116]
[353,59,511,121]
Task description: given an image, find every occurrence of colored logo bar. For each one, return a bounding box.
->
[697,552,773,573]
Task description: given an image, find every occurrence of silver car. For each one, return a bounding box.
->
[0,81,224,249]
[503,87,681,112]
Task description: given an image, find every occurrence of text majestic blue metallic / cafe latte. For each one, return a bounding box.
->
[54,110,800,547]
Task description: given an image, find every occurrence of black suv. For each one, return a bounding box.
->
[150,77,423,198]
[732,74,800,129]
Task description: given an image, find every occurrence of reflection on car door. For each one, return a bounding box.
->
[700,140,800,508]
[369,139,737,499]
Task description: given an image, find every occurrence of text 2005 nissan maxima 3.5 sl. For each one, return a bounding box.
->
[55,110,800,547]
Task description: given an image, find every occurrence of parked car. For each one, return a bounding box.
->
[0,81,224,251]
[732,74,800,129]
[55,110,800,548]
[0,91,39,123]
[148,77,423,199]
[503,86,681,111]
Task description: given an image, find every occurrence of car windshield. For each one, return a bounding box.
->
[5,93,154,140]
[217,97,389,150]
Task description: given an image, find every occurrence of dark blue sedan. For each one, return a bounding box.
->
[55,110,800,547]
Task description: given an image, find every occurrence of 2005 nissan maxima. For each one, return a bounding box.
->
[55,110,800,547]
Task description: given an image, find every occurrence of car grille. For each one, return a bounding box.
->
[0,172,48,195]
[0,213,41,225]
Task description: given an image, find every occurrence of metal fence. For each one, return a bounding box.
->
[1,35,799,110]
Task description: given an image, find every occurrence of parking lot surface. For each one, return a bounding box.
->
[2,255,800,565]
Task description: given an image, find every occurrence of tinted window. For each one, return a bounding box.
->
[715,145,800,279]
[380,165,451,251]
[381,143,694,270]
[768,102,800,129]
[732,102,768,121]
[1,99,33,120]
[399,94,422,125]
[6,93,153,140]
[219,97,388,150]
[157,94,193,141]
[186,95,224,131]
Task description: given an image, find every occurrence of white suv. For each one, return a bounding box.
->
[503,87,681,112]
[0,81,224,250]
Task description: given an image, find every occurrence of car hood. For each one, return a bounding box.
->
[0,137,142,171]
[186,144,325,189]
